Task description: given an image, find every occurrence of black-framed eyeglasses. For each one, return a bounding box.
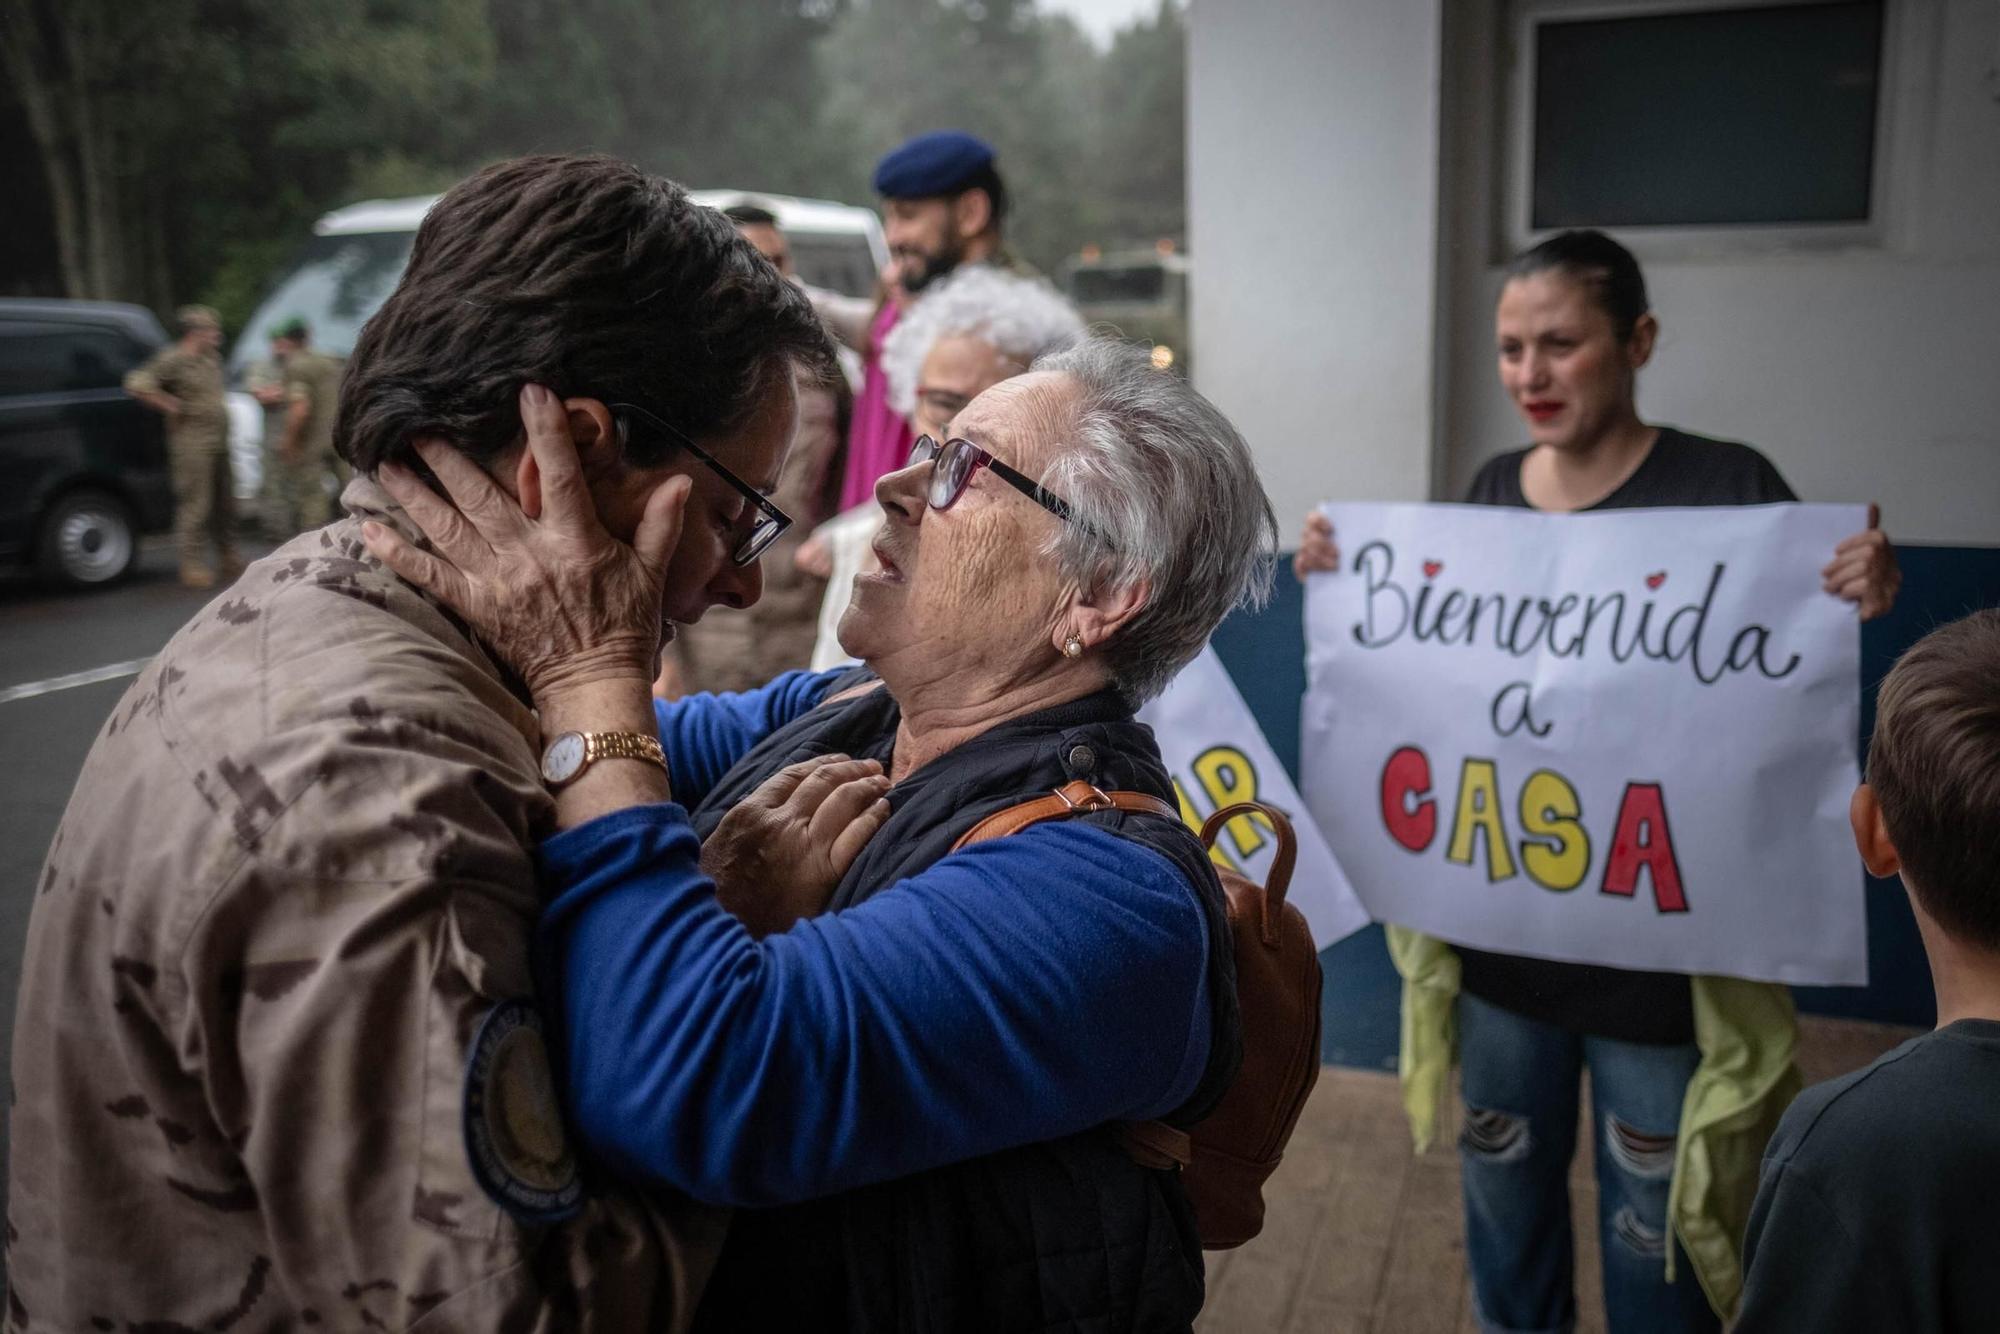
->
[612,402,792,566]
[908,434,1082,526]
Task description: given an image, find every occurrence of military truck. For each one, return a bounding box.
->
[1058,247,1190,378]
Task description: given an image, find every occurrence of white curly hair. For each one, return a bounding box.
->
[881,265,1085,418]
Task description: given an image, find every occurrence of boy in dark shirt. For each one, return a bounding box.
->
[1736,608,2000,1333]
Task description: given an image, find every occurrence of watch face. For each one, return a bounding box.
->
[540,731,587,785]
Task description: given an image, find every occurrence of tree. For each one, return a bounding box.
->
[1,0,198,305]
[462,0,843,194]
[0,0,494,316]
[0,0,1191,322]
[1090,0,1186,248]
[813,0,1102,272]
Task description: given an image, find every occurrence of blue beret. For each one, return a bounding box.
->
[873,130,996,199]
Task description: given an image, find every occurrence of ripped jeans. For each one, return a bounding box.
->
[1457,992,1719,1334]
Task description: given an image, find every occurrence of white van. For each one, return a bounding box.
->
[226,188,887,488]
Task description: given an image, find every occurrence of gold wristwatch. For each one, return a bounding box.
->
[538,730,667,788]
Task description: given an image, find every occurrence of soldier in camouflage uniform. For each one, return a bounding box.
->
[263,318,348,534]
[244,351,291,536]
[7,153,833,1331]
[124,304,241,588]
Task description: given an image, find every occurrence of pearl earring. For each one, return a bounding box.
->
[1063,635,1084,659]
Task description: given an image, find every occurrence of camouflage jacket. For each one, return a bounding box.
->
[7,477,724,1332]
[124,343,229,447]
[282,351,345,460]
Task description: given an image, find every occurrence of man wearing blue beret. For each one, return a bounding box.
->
[874,128,1013,296]
[815,129,1029,514]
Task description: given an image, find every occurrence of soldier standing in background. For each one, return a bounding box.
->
[812,131,1021,511]
[124,304,240,588]
[269,318,347,531]
[721,202,793,276]
[246,329,294,537]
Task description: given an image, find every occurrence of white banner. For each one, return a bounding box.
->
[1141,646,1370,949]
[1300,502,1867,985]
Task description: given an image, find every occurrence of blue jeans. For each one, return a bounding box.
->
[1457,993,1720,1334]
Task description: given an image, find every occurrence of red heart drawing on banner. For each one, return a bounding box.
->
[1646,571,1667,590]
[1422,560,1443,579]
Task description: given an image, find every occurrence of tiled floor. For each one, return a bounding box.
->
[1194,1016,1920,1333]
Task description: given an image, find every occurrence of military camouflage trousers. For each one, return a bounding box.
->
[170,438,237,570]
[262,451,343,538]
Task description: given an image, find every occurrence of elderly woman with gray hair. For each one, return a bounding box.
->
[383,336,1275,1332]
[881,262,1086,440]
[803,263,1086,666]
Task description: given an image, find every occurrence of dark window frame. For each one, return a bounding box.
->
[1499,0,1903,256]
[0,319,147,397]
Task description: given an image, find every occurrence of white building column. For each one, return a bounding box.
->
[1188,0,1448,537]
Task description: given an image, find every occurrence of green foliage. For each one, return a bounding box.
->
[1091,0,1187,246]
[4,0,1188,322]
[814,0,1105,269]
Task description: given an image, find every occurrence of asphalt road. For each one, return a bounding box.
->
[0,538,273,1232]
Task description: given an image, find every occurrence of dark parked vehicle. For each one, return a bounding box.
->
[0,299,175,586]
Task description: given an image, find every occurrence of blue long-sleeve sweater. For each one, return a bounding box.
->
[535,673,1214,1209]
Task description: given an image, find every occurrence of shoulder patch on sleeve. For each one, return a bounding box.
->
[462,998,584,1223]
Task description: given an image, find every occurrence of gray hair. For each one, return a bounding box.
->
[1032,338,1278,703]
[882,266,1086,418]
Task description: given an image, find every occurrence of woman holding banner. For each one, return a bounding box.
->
[1296,229,1900,1334]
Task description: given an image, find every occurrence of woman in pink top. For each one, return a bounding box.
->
[840,293,913,510]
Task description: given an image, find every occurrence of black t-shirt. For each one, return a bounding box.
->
[1735,1020,2000,1333]
[1456,427,1798,1045]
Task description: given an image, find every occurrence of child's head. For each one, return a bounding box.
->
[1855,609,2000,948]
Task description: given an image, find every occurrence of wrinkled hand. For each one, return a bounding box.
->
[361,384,690,705]
[794,531,833,579]
[1292,511,1341,581]
[702,756,892,937]
[1822,503,1900,622]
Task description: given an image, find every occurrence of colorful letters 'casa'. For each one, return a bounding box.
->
[1377,745,1687,913]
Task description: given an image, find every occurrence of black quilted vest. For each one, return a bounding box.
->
[687,676,1242,1333]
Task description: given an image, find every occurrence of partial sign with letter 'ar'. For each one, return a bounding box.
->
[1300,501,1867,986]
[1140,645,1370,950]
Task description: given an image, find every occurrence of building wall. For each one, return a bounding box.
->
[1188,0,2000,1046]
[1194,0,2000,547]
[1435,0,2000,544]
[1187,0,1447,528]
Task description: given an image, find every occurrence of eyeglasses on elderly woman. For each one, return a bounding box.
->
[907,434,1110,547]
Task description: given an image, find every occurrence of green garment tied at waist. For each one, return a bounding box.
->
[1386,925,1800,1321]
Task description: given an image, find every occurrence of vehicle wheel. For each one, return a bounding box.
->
[34,488,138,588]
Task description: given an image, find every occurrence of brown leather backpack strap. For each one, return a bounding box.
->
[952,791,1084,850]
[1115,1118,1192,1170]
[952,781,1179,852]
[1199,802,1298,948]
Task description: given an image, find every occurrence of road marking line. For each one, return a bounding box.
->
[0,657,153,705]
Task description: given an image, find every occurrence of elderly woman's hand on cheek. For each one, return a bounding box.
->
[700,756,893,937]
[1823,503,1902,622]
[361,384,688,708]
